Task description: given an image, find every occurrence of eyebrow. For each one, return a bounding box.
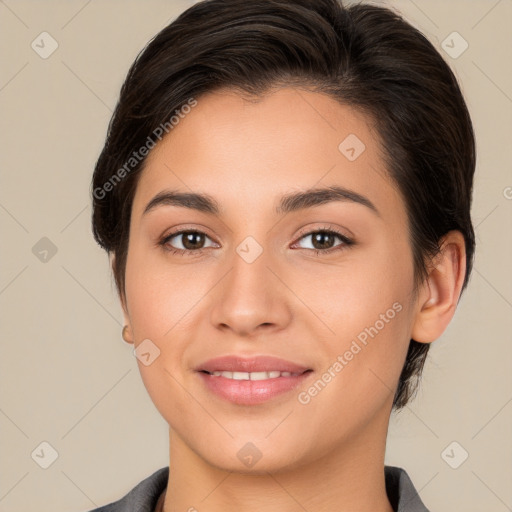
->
[142,185,380,217]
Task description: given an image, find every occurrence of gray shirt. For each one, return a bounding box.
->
[85,465,430,512]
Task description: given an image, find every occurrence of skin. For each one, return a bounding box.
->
[119,87,466,512]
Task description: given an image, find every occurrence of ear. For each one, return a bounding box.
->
[411,230,467,344]
[110,252,134,343]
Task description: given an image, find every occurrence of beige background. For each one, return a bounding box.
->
[0,1,511,511]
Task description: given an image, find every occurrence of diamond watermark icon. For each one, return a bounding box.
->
[441,441,469,469]
[237,442,263,468]
[441,32,468,59]
[338,134,366,161]
[31,32,59,59]
[236,236,263,264]
[32,237,58,263]
[134,338,161,366]
[31,441,59,469]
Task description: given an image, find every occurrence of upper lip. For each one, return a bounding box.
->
[196,355,312,374]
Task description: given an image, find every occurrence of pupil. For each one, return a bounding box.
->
[313,232,333,249]
[183,232,204,250]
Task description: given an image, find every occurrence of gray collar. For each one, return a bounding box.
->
[87,465,430,512]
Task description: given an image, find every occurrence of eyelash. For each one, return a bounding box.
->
[158,225,355,257]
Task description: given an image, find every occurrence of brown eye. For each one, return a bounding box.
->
[161,230,216,253]
[310,231,337,250]
[180,232,206,250]
[294,228,354,255]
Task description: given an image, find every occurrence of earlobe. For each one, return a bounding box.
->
[411,231,466,344]
[121,301,134,344]
[122,324,134,344]
[110,252,134,344]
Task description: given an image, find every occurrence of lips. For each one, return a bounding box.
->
[195,355,312,374]
[194,355,314,405]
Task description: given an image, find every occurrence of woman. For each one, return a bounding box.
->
[88,0,475,510]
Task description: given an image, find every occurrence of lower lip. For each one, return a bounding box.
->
[197,371,313,405]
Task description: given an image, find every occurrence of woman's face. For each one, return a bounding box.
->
[122,87,420,472]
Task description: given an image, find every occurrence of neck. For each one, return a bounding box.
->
[161,406,394,512]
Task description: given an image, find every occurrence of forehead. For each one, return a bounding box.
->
[132,87,405,224]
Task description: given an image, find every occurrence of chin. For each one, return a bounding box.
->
[193,435,314,475]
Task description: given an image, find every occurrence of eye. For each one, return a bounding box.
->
[158,225,354,257]
[292,226,354,255]
[159,229,217,255]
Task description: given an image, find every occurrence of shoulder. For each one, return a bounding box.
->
[384,465,431,512]
[83,466,169,512]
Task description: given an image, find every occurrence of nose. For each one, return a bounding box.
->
[209,245,292,337]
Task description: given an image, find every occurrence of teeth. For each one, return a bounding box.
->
[209,370,300,380]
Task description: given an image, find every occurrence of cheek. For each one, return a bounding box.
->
[124,245,209,340]
[293,240,414,407]
[123,248,203,419]
[291,229,413,335]
[295,288,411,437]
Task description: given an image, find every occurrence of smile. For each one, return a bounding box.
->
[203,370,304,380]
[197,369,314,405]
